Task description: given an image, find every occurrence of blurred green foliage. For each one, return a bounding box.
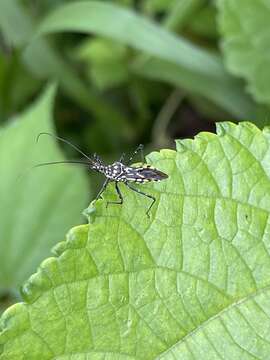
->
[0,0,270,308]
[0,85,89,311]
[1,0,269,158]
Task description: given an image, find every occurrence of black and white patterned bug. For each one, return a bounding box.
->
[35,133,168,216]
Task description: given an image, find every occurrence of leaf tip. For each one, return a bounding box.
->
[66,224,89,248]
[51,240,67,257]
[262,126,270,137]
[83,202,104,223]
[175,140,189,152]
[0,303,29,343]
[195,131,216,142]
[216,121,236,136]
[20,268,52,304]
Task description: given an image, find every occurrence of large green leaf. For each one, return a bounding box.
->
[1,121,270,358]
[0,85,89,290]
[36,0,256,119]
[217,0,270,105]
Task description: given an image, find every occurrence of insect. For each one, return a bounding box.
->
[35,133,168,216]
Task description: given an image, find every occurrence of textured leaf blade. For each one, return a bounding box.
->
[158,286,270,359]
[0,85,89,289]
[1,122,270,358]
[36,0,256,119]
[217,0,270,105]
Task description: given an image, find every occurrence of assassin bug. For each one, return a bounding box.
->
[35,133,168,216]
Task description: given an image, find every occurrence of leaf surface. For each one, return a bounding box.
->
[0,85,89,289]
[217,0,270,105]
[1,122,270,359]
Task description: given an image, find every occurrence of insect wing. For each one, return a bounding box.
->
[136,167,168,181]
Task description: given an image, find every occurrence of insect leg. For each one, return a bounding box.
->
[94,178,110,202]
[126,144,144,165]
[106,182,123,208]
[125,182,155,217]
[118,152,126,163]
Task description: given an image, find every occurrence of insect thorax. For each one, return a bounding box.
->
[101,162,140,182]
[103,162,124,181]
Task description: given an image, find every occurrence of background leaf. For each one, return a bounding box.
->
[74,38,129,90]
[1,121,270,358]
[36,0,256,119]
[0,85,89,292]
[217,0,270,105]
[0,0,129,136]
[133,56,255,120]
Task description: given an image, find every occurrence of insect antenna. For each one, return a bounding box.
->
[37,132,93,163]
[16,160,90,183]
[32,160,91,169]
